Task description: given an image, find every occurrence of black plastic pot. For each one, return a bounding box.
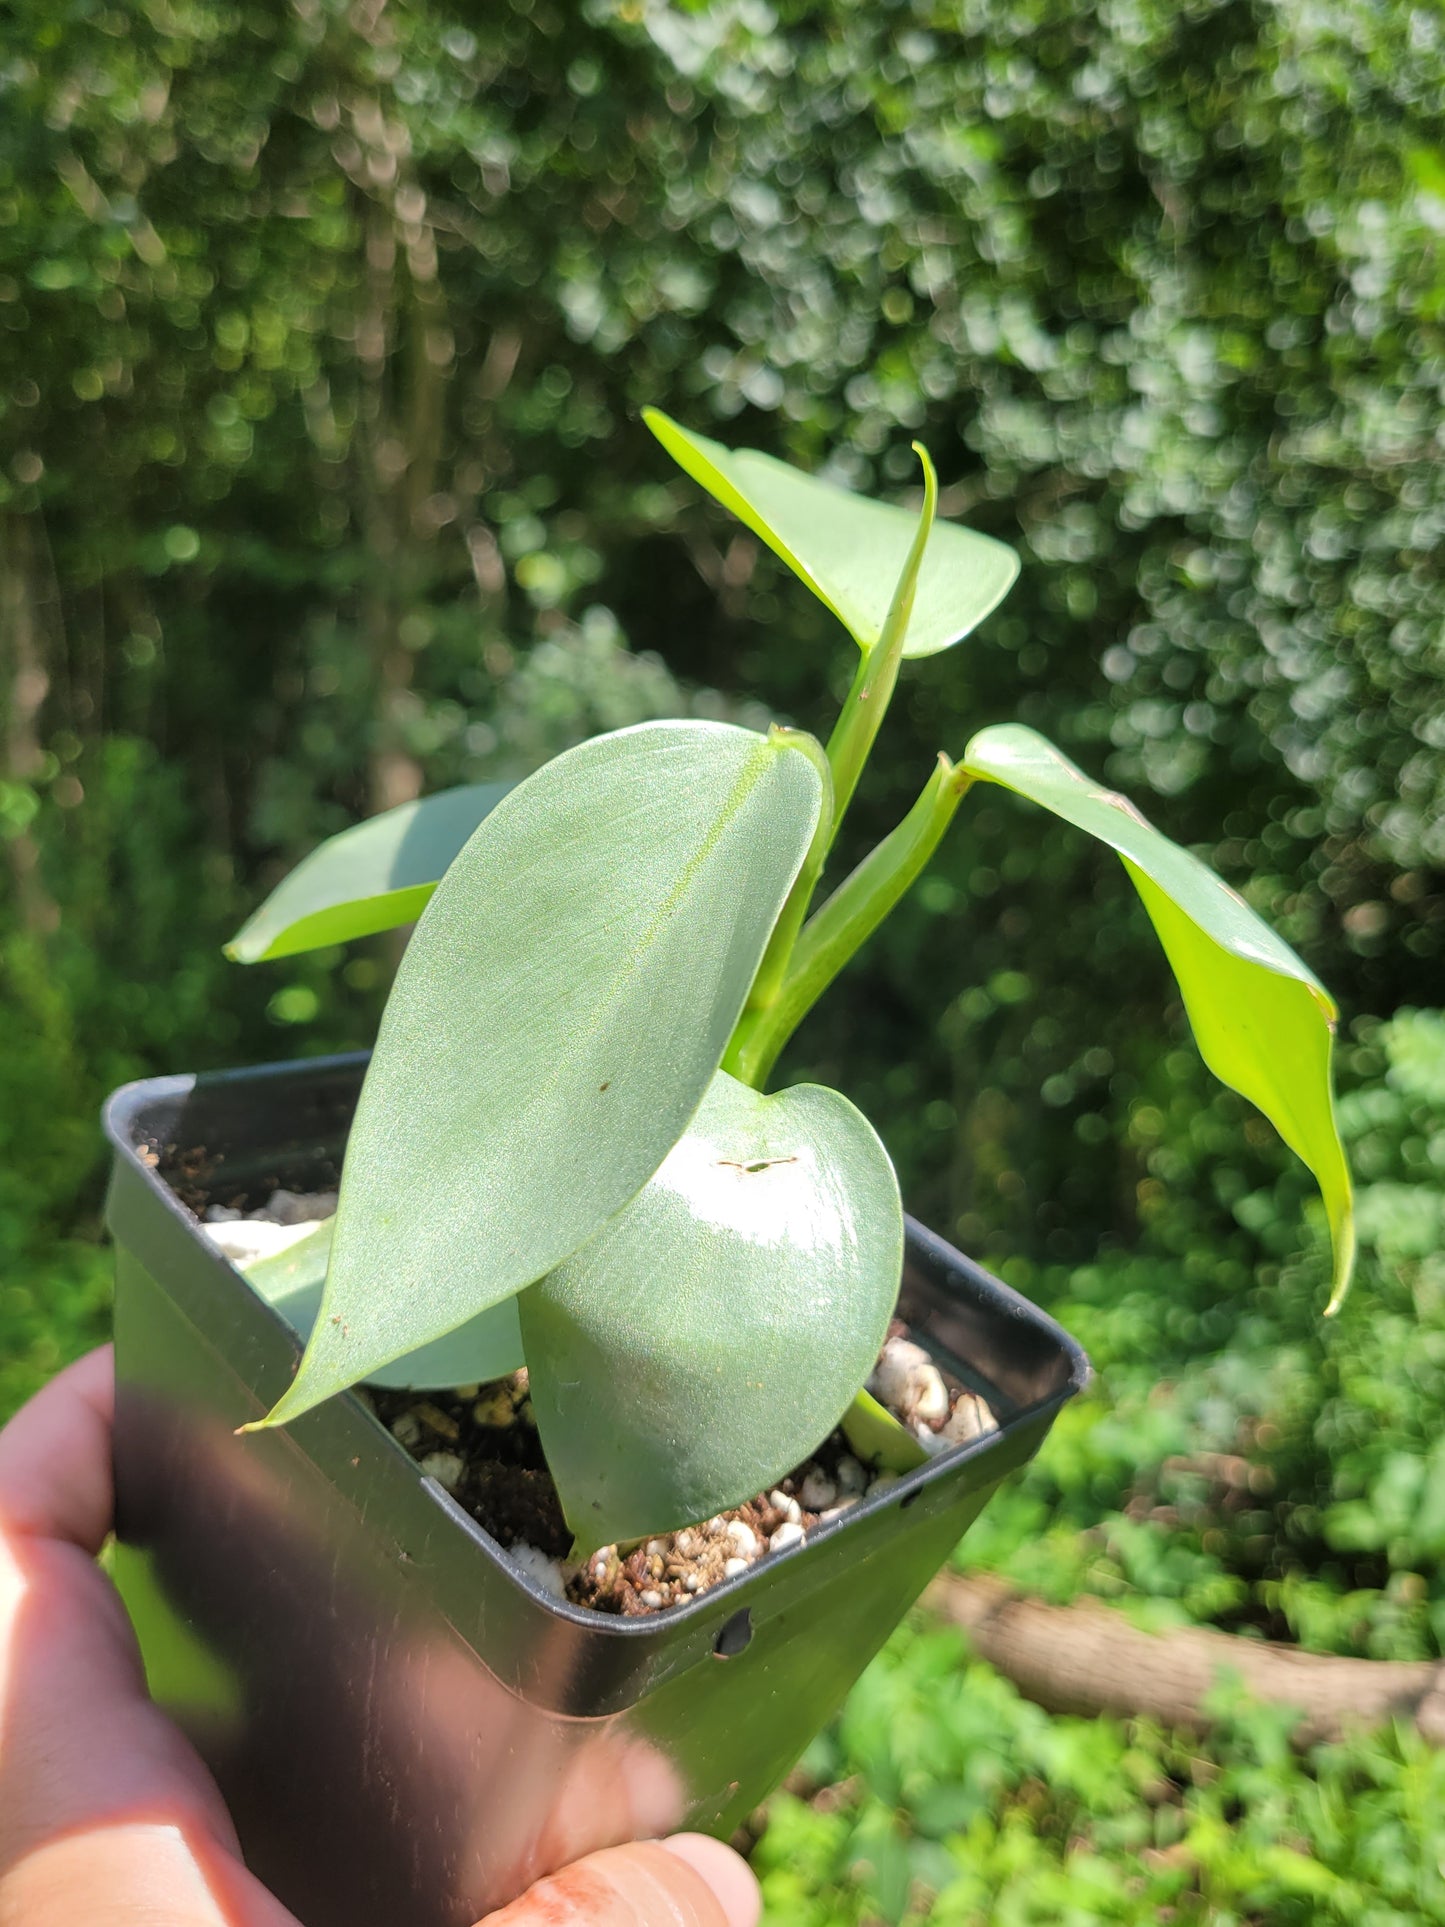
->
[105,1053,1088,1927]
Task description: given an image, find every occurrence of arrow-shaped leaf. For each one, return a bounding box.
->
[255,721,825,1428]
[522,1069,904,1553]
[645,410,1018,660]
[227,781,514,963]
[240,1219,525,1387]
[961,724,1355,1308]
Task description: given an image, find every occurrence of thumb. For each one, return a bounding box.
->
[479,1834,760,1927]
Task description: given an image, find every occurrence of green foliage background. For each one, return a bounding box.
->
[2,0,1442,1916]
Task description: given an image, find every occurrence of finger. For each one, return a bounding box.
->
[0,1820,303,1927]
[0,1346,115,1553]
[657,1838,762,1927]
[0,1351,299,1926]
[526,1729,686,1875]
[480,1835,760,1927]
[0,1537,240,1865]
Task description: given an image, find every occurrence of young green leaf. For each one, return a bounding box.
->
[727,752,971,1090]
[961,724,1355,1309]
[823,443,939,841]
[253,721,826,1429]
[840,1389,930,1475]
[237,1217,333,1330]
[239,1220,524,1387]
[644,409,1018,660]
[226,781,514,963]
[521,1070,904,1553]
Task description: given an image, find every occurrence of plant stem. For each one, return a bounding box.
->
[728,449,941,1073]
[726,755,973,1089]
[743,725,836,1015]
[822,444,938,847]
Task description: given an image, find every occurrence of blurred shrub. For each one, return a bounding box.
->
[0,0,1440,1387]
[741,1010,1445,1924]
[753,1617,1445,1925]
[2,14,1442,1907]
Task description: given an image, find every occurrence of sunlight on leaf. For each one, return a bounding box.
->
[523,1069,903,1552]
[645,410,1018,660]
[254,721,825,1428]
[226,782,515,963]
[961,724,1354,1308]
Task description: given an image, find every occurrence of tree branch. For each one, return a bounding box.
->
[928,1572,1445,1747]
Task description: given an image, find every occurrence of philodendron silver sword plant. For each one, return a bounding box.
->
[227,411,1354,1557]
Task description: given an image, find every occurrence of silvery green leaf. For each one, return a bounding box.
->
[227,782,513,963]
[240,1220,523,1387]
[257,721,825,1427]
[523,1069,903,1552]
[646,409,1017,660]
[962,724,1354,1308]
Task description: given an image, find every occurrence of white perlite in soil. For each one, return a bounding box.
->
[201,1188,336,1264]
[364,1334,1000,1617]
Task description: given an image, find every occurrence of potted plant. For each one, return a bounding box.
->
[105,412,1353,1927]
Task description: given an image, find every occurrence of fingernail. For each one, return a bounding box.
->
[659,1834,761,1927]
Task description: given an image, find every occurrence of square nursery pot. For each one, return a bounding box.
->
[104,1053,1088,1927]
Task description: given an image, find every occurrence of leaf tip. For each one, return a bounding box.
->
[1323,1215,1357,1318]
[223,924,270,964]
[237,1382,314,1432]
[910,440,939,501]
[841,1388,930,1473]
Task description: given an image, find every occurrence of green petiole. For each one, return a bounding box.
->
[823,444,938,847]
[725,754,973,1090]
[727,446,942,1069]
[744,727,837,1015]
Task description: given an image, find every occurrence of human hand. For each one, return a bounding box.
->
[0,1349,761,1927]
